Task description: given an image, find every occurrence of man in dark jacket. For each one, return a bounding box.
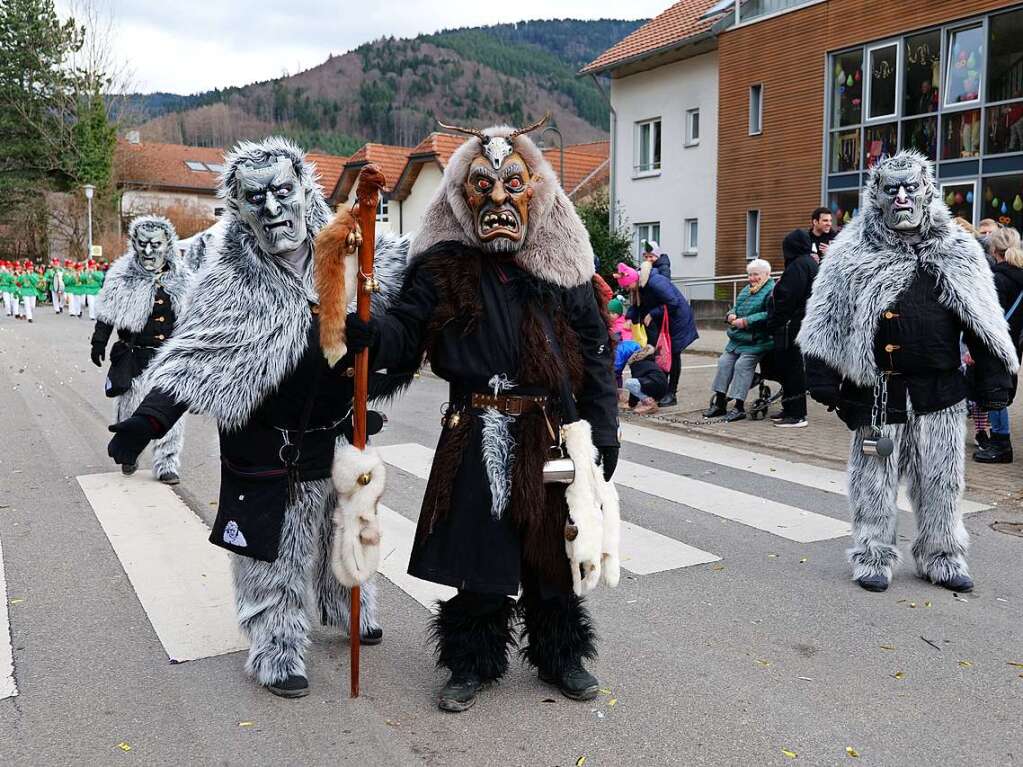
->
[766,229,819,427]
[808,207,835,261]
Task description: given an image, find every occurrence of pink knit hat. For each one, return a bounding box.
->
[615,263,639,288]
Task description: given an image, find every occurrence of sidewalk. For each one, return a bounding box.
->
[637,328,1023,508]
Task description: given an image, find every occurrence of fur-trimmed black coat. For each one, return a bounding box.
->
[369,242,618,595]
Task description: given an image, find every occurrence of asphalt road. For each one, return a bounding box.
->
[0,309,1020,767]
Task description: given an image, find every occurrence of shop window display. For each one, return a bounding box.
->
[868,44,898,119]
[987,9,1023,103]
[941,182,976,224]
[944,25,984,106]
[831,128,860,173]
[864,123,897,169]
[902,115,937,160]
[985,101,1023,155]
[942,109,982,159]
[903,30,941,116]
[828,190,860,228]
[832,50,863,127]
[981,174,1023,230]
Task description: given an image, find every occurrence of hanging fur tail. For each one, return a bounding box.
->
[330,443,385,586]
[561,419,621,595]
[313,208,361,367]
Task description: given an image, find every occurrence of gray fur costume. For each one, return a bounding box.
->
[95,215,193,479]
[799,152,1018,587]
[138,138,407,687]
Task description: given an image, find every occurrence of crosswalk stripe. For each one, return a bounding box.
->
[378,443,723,569]
[0,537,18,700]
[76,473,246,663]
[621,423,990,515]
[377,506,455,610]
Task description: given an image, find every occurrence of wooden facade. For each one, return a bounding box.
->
[715,0,1016,277]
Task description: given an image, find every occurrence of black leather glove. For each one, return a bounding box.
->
[345,312,379,354]
[809,385,841,410]
[107,415,158,465]
[597,446,619,482]
[90,344,105,367]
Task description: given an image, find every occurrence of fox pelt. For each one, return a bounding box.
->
[314,207,361,367]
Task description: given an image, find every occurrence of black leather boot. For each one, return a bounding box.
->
[973,433,1013,463]
[520,588,599,702]
[430,593,515,713]
[266,674,309,698]
[703,392,727,418]
[539,662,600,701]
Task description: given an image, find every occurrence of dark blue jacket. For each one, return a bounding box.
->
[627,266,699,353]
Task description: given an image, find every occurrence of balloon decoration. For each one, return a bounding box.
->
[985,186,994,202]
[1014,194,1023,212]
[844,211,852,224]
[854,69,861,82]
[966,191,974,203]
[992,197,1000,209]
[946,190,956,205]
[954,191,964,205]
[846,74,854,87]
[1001,201,1009,214]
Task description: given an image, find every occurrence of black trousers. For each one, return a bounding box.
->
[667,351,682,398]
[776,344,807,418]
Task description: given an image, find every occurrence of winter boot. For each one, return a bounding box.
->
[633,396,659,415]
[658,394,678,408]
[430,593,516,713]
[266,674,309,699]
[617,389,630,410]
[520,589,599,702]
[158,472,180,485]
[725,400,746,422]
[973,433,1013,463]
[703,392,727,418]
[855,573,890,592]
[974,430,990,449]
[121,463,137,476]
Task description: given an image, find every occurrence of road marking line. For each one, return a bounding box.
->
[621,422,990,514]
[76,473,246,663]
[379,443,722,571]
[378,506,455,610]
[0,537,18,700]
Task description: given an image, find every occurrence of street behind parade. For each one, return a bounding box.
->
[1,306,1020,766]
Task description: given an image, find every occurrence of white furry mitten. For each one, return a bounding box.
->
[562,419,605,595]
[330,443,385,587]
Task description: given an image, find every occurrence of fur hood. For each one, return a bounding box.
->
[798,178,1019,387]
[408,126,594,289]
[95,218,193,333]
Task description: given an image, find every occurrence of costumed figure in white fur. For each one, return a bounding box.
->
[799,151,1018,593]
[106,137,409,698]
[345,116,621,712]
[91,216,194,483]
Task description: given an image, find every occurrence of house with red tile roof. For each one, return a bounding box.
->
[582,0,729,299]
[328,143,415,234]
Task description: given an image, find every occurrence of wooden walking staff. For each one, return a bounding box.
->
[348,164,385,698]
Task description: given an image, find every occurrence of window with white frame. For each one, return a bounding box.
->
[635,223,660,258]
[683,218,699,255]
[377,196,389,223]
[746,210,761,261]
[749,84,763,135]
[685,108,700,146]
[635,119,662,174]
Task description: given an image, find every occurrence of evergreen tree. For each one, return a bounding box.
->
[577,191,633,282]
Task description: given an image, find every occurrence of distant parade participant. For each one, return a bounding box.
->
[91,216,194,483]
[82,259,103,319]
[66,262,84,317]
[15,262,40,322]
[0,262,15,317]
[800,151,1018,593]
[105,138,406,698]
[35,266,49,312]
[46,259,66,313]
[346,118,621,712]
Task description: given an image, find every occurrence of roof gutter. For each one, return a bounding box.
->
[580,28,718,77]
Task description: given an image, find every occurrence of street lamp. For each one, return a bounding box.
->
[83,184,95,260]
[539,126,564,188]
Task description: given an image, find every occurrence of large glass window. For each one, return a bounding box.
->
[828,190,860,229]
[864,122,897,169]
[635,223,661,258]
[942,109,982,159]
[987,9,1023,103]
[832,49,863,127]
[868,44,899,119]
[944,25,985,107]
[904,30,941,116]
[636,119,661,175]
[941,181,976,224]
[831,129,860,173]
[903,116,937,160]
[981,174,1023,230]
[986,102,1023,154]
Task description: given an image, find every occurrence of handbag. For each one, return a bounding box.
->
[654,306,672,372]
[631,322,648,347]
[104,341,141,398]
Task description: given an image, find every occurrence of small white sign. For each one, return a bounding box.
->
[90,245,103,257]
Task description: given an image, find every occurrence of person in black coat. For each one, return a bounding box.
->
[766,229,819,426]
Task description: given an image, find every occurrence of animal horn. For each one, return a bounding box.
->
[510,112,551,139]
[436,119,486,140]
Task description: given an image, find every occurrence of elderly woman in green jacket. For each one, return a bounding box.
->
[704,259,775,422]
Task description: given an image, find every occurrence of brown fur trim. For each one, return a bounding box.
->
[416,411,472,543]
[419,243,484,359]
[313,209,358,367]
[553,310,585,393]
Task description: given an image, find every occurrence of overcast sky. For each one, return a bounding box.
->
[55,0,664,94]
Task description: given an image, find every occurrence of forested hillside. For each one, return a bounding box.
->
[129,18,644,153]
